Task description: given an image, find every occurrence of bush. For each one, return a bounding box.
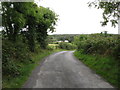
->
[112,38,120,60]
[47,44,59,50]
[74,34,120,88]
[2,40,31,77]
[75,34,120,59]
[58,42,76,50]
[46,45,54,50]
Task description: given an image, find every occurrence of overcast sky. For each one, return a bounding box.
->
[35,0,118,34]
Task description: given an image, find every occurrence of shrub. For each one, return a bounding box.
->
[58,42,76,50]
[112,38,120,60]
[47,44,59,50]
[75,34,120,59]
[74,34,120,88]
[2,40,31,77]
[46,45,54,50]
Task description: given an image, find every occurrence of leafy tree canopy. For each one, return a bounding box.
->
[2,2,58,51]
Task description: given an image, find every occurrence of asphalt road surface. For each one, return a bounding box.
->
[23,51,114,88]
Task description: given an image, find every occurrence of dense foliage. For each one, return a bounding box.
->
[2,40,32,77]
[58,42,76,50]
[74,34,120,60]
[2,2,58,50]
[74,33,120,88]
[2,2,58,79]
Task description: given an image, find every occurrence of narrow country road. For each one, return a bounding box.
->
[23,51,114,88]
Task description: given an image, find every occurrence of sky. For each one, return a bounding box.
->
[36,0,118,34]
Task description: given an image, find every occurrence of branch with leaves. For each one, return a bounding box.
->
[88,1,120,27]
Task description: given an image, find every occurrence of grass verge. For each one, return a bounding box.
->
[3,49,64,88]
[74,50,119,88]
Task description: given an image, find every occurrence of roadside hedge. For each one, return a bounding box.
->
[58,42,76,50]
[2,40,32,77]
[74,34,120,60]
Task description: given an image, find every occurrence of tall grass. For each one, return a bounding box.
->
[74,34,120,88]
[74,51,119,88]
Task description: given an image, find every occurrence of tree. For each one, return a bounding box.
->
[35,7,58,49]
[88,1,120,27]
[2,2,58,51]
[2,2,26,41]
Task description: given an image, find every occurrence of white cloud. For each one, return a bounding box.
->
[35,0,118,34]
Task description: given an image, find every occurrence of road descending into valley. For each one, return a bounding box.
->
[23,51,114,88]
